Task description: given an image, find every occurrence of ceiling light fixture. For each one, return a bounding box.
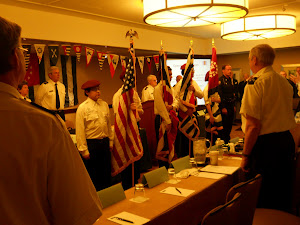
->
[221,14,296,40]
[143,0,249,27]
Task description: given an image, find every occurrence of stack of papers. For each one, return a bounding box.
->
[108,212,150,225]
[160,187,195,197]
[200,165,239,175]
[193,172,225,179]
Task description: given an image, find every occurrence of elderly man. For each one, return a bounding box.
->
[76,80,113,191]
[141,74,157,102]
[35,66,66,119]
[0,16,101,225]
[240,44,296,212]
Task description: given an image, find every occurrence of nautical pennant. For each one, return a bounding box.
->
[145,56,152,72]
[73,45,82,62]
[137,56,144,74]
[48,45,59,66]
[153,55,159,71]
[96,51,106,70]
[62,45,71,58]
[85,47,95,67]
[22,44,31,71]
[34,44,46,64]
[120,56,127,71]
[107,54,119,78]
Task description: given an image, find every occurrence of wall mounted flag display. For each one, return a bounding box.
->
[62,45,71,58]
[153,55,159,71]
[120,55,127,71]
[107,54,119,78]
[85,47,95,67]
[34,44,46,64]
[145,56,152,72]
[73,45,82,62]
[22,44,31,71]
[137,56,144,74]
[48,45,59,66]
[24,53,40,86]
[96,51,106,70]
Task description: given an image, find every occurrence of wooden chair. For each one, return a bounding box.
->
[225,174,262,225]
[201,193,242,225]
[253,208,300,225]
[97,183,126,209]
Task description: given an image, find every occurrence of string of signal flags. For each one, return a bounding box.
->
[21,43,162,79]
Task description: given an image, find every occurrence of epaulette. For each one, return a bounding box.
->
[42,81,48,84]
[30,102,55,115]
[144,87,148,90]
[247,77,258,85]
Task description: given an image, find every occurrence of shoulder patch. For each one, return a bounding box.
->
[247,77,258,85]
[42,81,48,85]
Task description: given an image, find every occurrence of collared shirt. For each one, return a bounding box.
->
[112,85,143,115]
[76,97,113,155]
[141,84,155,102]
[0,82,102,225]
[154,81,179,124]
[240,66,296,135]
[174,79,203,112]
[35,79,65,110]
[19,93,32,102]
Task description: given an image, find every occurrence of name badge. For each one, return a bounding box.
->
[49,90,54,92]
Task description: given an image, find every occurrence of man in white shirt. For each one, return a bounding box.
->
[76,80,113,191]
[141,74,157,102]
[240,44,296,212]
[0,16,102,225]
[35,66,66,119]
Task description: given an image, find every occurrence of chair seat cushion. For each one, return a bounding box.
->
[253,208,300,225]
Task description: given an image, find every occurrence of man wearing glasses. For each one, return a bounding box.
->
[141,74,157,102]
[76,80,113,191]
[0,16,102,225]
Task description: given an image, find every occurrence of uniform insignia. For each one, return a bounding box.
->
[43,81,48,84]
[144,87,148,90]
[247,77,257,85]
[49,90,54,92]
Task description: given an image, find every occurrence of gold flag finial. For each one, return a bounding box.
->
[161,40,163,50]
[190,40,193,48]
[212,38,215,47]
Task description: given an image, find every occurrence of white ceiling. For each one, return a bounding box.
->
[9,0,300,39]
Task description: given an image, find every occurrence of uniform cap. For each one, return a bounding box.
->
[205,71,210,81]
[81,80,101,90]
[180,64,186,70]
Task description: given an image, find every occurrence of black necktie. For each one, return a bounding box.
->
[55,83,60,109]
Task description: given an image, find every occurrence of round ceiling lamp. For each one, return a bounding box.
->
[221,14,296,40]
[143,0,249,27]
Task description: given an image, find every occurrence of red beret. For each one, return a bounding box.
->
[119,69,126,81]
[205,71,210,81]
[81,80,101,90]
[181,64,186,70]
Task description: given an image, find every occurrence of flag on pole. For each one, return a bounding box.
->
[34,44,45,64]
[156,51,178,163]
[73,45,82,62]
[205,46,223,131]
[85,47,95,67]
[22,44,31,71]
[24,53,40,86]
[48,45,59,66]
[137,56,144,74]
[145,57,152,72]
[178,47,200,140]
[107,54,119,78]
[111,54,143,176]
[97,51,106,70]
[153,55,159,71]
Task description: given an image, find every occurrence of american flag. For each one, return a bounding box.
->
[111,55,143,176]
[178,47,200,140]
[156,51,178,163]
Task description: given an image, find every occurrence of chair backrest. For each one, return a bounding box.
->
[225,174,262,225]
[170,156,191,173]
[201,193,242,225]
[97,183,126,209]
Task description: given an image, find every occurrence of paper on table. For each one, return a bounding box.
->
[108,211,150,225]
[194,172,225,179]
[160,187,195,197]
[200,165,239,175]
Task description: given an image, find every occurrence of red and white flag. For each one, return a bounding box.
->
[153,55,159,71]
[208,46,219,91]
[34,44,45,64]
[107,54,119,78]
[111,55,143,176]
[73,45,82,62]
[96,51,106,70]
[85,47,95,67]
[24,53,40,86]
[156,51,178,163]
[62,45,71,57]
[145,57,152,72]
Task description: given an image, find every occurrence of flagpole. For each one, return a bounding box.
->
[210,38,214,146]
[189,39,193,159]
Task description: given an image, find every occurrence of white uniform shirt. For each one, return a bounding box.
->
[174,79,203,111]
[76,97,113,156]
[35,79,66,110]
[240,66,296,135]
[112,85,143,115]
[141,84,155,102]
[154,81,179,124]
[0,82,102,225]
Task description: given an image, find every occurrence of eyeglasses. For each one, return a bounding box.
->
[18,46,28,55]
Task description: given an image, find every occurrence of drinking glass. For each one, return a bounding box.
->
[167,168,180,184]
[132,183,148,203]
